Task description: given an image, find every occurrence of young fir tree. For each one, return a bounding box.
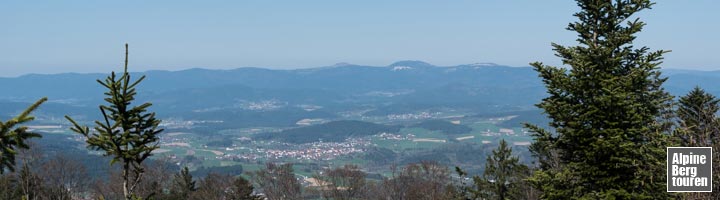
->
[65,44,163,200]
[0,97,46,173]
[675,87,720,199]
[526,0,673,199]
[473,139,527,200]
[170,167,196,199]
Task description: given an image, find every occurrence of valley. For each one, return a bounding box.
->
[28,109,535,179]
[2,61,713,179]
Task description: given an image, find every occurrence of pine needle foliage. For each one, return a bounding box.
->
[0,97,46,173]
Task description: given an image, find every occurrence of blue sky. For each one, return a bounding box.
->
[1,1,718,77]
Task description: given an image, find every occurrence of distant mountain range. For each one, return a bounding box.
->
[0,61,717,129]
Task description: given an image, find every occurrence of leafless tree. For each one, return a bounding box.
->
[370,161,454,200]
[191,172,261,200]
[89,167,124,199]
[191,173,233,200]
[134,158,175,198]
[313,165,368,200]
[0,173,20,199]
[90,158,175,199]
[36,153,89,200]
[16,142,43,200]
[248,163,302,200]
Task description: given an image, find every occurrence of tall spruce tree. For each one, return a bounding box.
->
[65,44,163,200]
[0,97,46,173]
[526,0,673,199]
[675,87,720,199]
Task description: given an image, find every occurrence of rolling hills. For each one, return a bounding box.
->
[0,61,716,131]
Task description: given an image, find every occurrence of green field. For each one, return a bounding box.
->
[127,118,534,177]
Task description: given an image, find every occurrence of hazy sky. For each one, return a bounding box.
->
[1,1,718,77]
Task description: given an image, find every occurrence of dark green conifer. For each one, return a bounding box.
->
[65,44,163,200]
[473,140,527,200]
[170,167,196,199]
[675,87,720,199]
[676,86,720,146]
[526,0,673,198]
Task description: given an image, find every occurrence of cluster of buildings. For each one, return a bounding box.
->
[160,119,223,129]
[386,112,438,120]
[375,132,415,141]
[480,128,532,137]
[220,139,372,161]
[238,100,286,111]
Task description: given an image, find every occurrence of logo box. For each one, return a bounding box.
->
[667,147,712,192]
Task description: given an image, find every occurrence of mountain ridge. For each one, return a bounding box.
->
[1,61,718,131]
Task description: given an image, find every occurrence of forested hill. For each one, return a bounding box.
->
[1,62,714,103]
[0,62,716,129]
